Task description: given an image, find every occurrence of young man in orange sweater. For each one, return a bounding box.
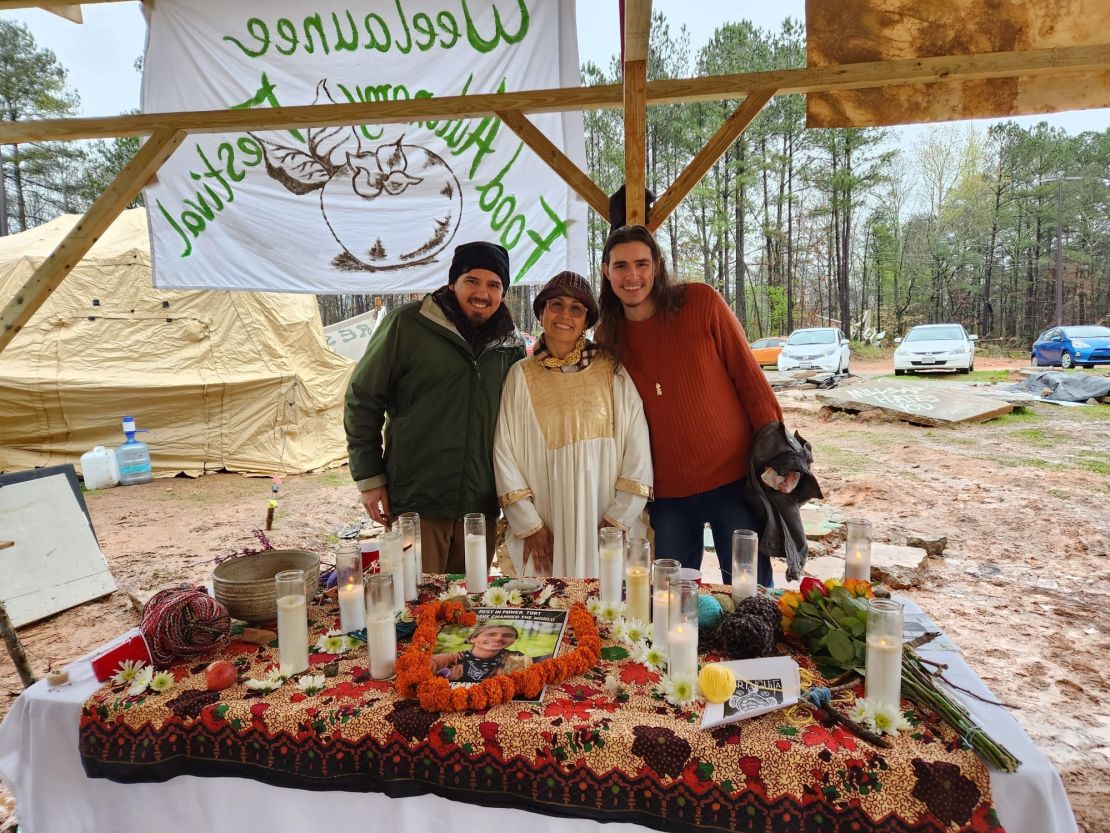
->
[596,225,784,586]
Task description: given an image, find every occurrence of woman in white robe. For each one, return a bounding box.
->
[494,272,652,578]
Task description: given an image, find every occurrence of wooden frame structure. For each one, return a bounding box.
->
[1,0,1108,353]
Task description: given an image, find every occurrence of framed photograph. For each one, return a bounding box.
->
[431,607,568,703]
[701,656,801,729]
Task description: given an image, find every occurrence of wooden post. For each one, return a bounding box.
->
[0,540,36,689]
[621,0,651,225]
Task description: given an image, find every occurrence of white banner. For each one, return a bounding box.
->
[141,0,587,293]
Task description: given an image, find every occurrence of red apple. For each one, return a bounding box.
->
[204,660,237,692]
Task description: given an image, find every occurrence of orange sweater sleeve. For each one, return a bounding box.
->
[707,289,784,432]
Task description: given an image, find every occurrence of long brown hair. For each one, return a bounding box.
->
[595,225,686,356]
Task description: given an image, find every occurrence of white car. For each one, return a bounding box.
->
[893,324,977,374]
[777,327,851,374]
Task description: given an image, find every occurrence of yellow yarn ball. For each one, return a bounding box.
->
[698,663,736,704]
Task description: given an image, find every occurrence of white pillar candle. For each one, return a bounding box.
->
[599,543,624,604]
[402,547,419,602]
[865,635,902,708]
[731,570,756,603]
[377,529,406,613]
[338,582,366,633]
[625,566,650,623]
[652,590,670,632]
[367,614,397,680]
[464,533,488,593]
[276,594,309,677]
[844,518,872,582]
[667,622,698,680]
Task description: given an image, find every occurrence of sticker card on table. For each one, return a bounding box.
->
[701,656,802,729]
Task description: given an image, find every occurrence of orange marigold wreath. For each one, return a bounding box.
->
[395,598,601,712]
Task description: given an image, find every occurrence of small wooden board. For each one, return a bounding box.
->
[816,377,1013,425]
[0,465,116,627]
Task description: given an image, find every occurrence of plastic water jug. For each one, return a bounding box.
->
[116,416,153,485]
[80,446,120,490]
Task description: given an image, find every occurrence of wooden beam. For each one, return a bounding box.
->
[0,0,124,8]
[623,59,648,225]
[622,1,651,225]
[0,129,185,354]
[648,88,776,232]
[495,110,609,220]
[0,44,1107,144]
[44,5,82,23]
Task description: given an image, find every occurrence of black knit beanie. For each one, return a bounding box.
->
[448,241,511,291]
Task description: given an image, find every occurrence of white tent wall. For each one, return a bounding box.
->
[0,209,355,477]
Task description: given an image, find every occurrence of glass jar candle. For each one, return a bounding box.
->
[365,574,397,680]
[865,598,904,709]
[666,579,699,681]
[463,513,488,593]
[397,513,421,602]
[731,529,758,602]
[624,537,651,623]
[275,569,308,676]
[336,543,366,633]
[598,527,625,605]
[845,518,872,581]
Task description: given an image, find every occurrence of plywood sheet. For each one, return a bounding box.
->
[807,0,1110,127]
[0,465,116,627]
[816,377,1013,425]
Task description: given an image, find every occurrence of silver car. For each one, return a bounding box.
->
[777,327,851,374]
[893,324,977,374]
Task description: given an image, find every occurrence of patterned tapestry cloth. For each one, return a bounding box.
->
[80,577,1003,833]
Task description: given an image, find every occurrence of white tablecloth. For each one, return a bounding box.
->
[0,604,1078,833]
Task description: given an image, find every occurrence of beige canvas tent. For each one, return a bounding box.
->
[0,208,354,477]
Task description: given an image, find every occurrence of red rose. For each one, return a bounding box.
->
[800,577,828,601]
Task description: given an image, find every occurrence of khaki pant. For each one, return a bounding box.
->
[420,514,497,575]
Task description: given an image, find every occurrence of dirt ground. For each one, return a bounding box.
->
[2,359,1109,832]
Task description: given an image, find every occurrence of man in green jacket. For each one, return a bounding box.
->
[345,241,526,574]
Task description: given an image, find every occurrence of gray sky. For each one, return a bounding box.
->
[2,0,1106,137]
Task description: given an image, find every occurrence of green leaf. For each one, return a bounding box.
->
[697,761,714,780]
[799,601,820,617]
[792,616,821,636]
[601,646,629,661]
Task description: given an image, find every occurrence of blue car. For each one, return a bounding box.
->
[1031,325,1110,369]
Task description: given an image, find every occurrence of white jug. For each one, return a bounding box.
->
[80,446,120,490]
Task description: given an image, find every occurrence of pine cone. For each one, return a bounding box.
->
[718,613,774,660]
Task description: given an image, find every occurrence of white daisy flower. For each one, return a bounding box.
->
[623,619,648,644]
[127,666,153,697]
[437,583,467,600]
[111,659,147,686]
[849,696,877,729]
[644,645,667,672]
[629,640,650,664]
[536,585,555,606]
[315,631,348,654]
[599,600,623,622]
[662,674,699,706]
[297,674,327,695]
[871,701,912,736]
[506,589,523,606]
[482,586,509,607]
[398,607,414,623]
[610,619,629,644]
[585,597,602,616]
[148,670,175,693]
[245,669,285,693]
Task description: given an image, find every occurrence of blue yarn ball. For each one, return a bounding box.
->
[697,593,724,629]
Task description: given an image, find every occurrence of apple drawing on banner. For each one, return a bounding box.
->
[249,79,463,272]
